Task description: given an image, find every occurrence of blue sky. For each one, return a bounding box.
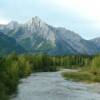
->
[0,0,100,39]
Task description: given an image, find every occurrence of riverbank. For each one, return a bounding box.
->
[62,55,100,83]
[0,54,58,100]
[1,54,100,100]
[62,69,100,83]
[11,72,100,100]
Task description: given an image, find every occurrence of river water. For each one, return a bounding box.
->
[11,71,100,100]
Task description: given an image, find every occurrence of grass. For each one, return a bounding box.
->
[62,70,100,83]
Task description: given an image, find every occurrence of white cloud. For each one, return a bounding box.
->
[42,0,100,18]
[0,9,9,24]
[1,0,100,25]
[0,17,9,24]
[41,0,100,28]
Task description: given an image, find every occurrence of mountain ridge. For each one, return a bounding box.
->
[0,32,26,55]
[0,16,100,55]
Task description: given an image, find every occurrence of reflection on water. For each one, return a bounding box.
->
[11,71,100,100]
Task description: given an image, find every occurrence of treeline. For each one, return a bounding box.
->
[50,55,93,68]
[0,54,94,100]
[62,55,100,83]
[89,55,100,75]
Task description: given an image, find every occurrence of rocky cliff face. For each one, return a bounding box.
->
[0,16,100,55]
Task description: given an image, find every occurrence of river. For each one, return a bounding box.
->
[11,71,100,100]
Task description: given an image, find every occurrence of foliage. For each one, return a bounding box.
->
[0,54,58,100]
[62,71,100,83]
[62,55,100,83]
[0,54,96,99]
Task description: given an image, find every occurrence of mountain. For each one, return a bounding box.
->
[0,32,26,55]
[90,38,100,47]
[0,16,100,55]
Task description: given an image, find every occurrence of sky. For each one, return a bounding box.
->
[0,0,100,39]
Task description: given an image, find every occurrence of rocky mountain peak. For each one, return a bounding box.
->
[1,16,100,55]
[25,16,44,27]
[32,16,41,23]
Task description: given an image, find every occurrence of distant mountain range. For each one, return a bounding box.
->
[0,16,100,55]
